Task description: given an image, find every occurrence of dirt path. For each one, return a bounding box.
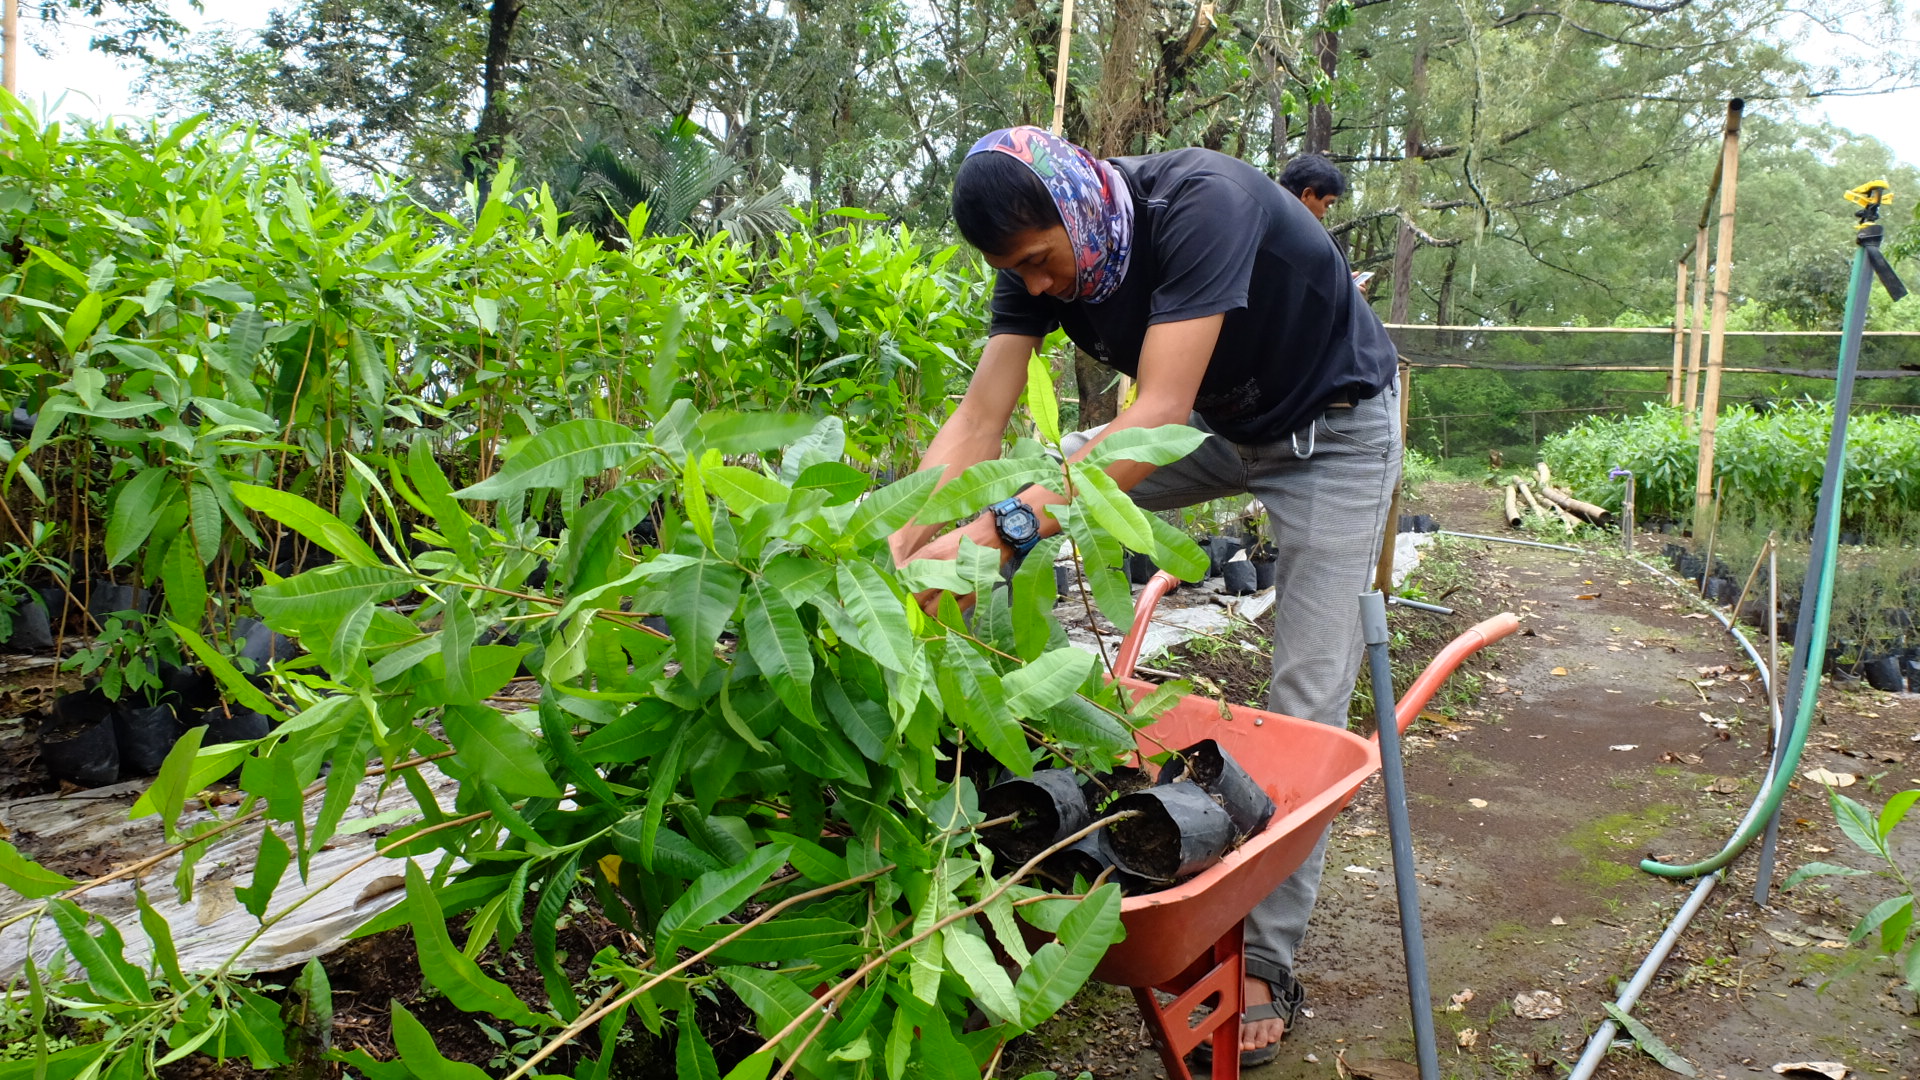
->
[1008,481,1919,1080]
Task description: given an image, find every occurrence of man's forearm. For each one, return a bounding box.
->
[888,409,1008,560]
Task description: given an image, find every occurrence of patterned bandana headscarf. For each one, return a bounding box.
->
[966,126,1134,304]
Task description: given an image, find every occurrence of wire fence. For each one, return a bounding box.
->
[1386,325,1920,459]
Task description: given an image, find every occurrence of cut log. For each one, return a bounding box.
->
[1515,480,1548,516]
[1504,484,1523,528]
[1539,483,1609,524]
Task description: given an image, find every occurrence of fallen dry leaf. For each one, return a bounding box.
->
[1803,768,1856,787]
[1551,666,1570,676]
[1446,988,1474,1012]
[1610,744,1639,752]
[1766,928,1812,947]
[1512,990,1564,1020]
[1772,1064,1847,1080]
[1344,865,1379,874]
[1468,798,1489,809]
[1344,1058,1419,1080]
[1550,916,1566,926]
[1682,612,1709,619]
[1663,752,1705,766]
[1705,777,1744,794]
[1574,593,1600,600]
[1457,1029,1479,1050]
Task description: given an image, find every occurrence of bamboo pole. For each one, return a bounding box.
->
[1694,99,1743,522]
[1515,480,1547,516]
[1049,0,1076,136]
[3,0,16,95]
[1684,226,1710,415]
[1538,483,1608,524]
[1669,261,1688,406]
[1372,360,1413,592]
[1503,484,1522,528]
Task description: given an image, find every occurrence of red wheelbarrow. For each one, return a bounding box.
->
[1095,572,1519,1080]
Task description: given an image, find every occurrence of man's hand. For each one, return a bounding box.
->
[899,515,1004,615]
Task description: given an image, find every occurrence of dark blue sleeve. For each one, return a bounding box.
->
[1147,172,1267,326]
[987,269,1058,338]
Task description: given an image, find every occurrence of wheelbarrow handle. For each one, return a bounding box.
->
[1113,570,1183,681]
[1382,612,1522,741]
[1113,571,1520,738]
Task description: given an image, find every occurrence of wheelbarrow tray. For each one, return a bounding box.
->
[1095,676,1380,988]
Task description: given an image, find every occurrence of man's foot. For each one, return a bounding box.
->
[1238,976,1286,1052]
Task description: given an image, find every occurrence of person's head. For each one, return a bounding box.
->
[951,149,1075,300]
[1279,153,1346,221]
[951,126,1133,304]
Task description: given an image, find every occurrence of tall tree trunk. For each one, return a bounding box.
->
[1388,22,1429,325]
[465,0,526,201]
[1301,0,1339,156]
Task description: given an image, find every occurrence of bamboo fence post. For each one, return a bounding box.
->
[1049,0,1075,137]
[1684,226,1710,415]
[1503,484,1522,528]
[1670,261,1689,406]
[2,0,15,94]
[1694,99,1743,523]
[1373,360,1413,592]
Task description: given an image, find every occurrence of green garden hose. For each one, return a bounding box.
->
[1640,182,1904,880]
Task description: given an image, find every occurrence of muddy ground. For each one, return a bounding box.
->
[1006,480,1920,1080]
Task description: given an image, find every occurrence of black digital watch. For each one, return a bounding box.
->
[988,497,1041,556]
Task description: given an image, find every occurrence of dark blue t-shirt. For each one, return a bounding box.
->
[987,147,1398,444]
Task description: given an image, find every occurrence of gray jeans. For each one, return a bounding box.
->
[1064,387,1402,978]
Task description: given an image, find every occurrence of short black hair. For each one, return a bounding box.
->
[1279,154,1346,199]
[951,151,1061,256]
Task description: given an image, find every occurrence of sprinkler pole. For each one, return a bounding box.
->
[1361,590,1440,1080]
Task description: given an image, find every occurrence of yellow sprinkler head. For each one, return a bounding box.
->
[1844,180,1892,209]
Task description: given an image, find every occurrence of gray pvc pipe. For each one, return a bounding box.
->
[1360,590,1442,1080]
[1437,530,1584,553]
[1565,555,1793,1080]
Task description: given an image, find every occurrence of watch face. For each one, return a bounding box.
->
[1003,511,1038,542]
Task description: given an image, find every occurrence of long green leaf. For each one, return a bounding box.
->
[836,562,914,672]
[105,468,172,567]
[171,623,289,721]
[694,410,820,455]
[917,458,1060,522]
[1025,349,1061,446]
[403,860,551,1028]
[389,1001,493,1080]
[1850,893,1914,946]
[231,483,383,568]
[453,419,648,499]
[1003,647,1097,718]
[943,925,1020,1024]
[663,556,743,683]
[443,705,563,798]
[1782,861,1873,890]
[160,533,205,629]
[234,827,290,919]
[0,839,77,899]
[1013,884,1122,1030]
[1066,462,1153,552]
[251,564,415,641]
[655,843,791,957]
[743,580,814,722]
[1078,424,1210,470]
[1603,1003,1697,1076]
[934,636,1027,776]
[1832,790,1888,859]
[846,468,943,545]
[46,899,148,1003]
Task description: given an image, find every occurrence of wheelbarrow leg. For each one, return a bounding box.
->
[1130,921,1244,1080]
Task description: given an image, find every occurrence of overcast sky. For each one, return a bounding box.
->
[13,1,1920,170]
